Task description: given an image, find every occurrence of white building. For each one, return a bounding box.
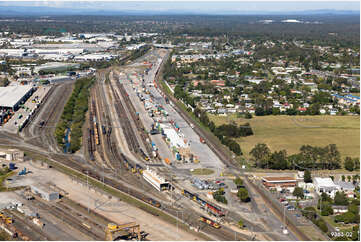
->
[313,177,340,198]
[142,167,170,191]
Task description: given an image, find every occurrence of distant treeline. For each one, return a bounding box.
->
[0,14,359,47]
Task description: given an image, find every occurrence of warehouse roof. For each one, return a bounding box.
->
[30,183,58,194]
[0,85,33,108]
[262,177,296,182]
[313,177,337,188]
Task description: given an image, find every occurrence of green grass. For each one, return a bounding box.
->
[321,214,354,231]
[209,114,360,160]
[191,168,214,175]
[298,225,327,241]
[0,170,19,192]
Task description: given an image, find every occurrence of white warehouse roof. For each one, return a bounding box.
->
[0,85,33,109]
[162,127,187,148]
[313,177,338,188]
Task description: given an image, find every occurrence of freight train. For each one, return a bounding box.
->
[141,197,161,208]
[181,189,225,217]
[122,155,144,175]
[139,148,150,161]
[199,216,221,229]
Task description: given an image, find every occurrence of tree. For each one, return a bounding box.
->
[255,107,265,116]
[354,157,360,170]
[319,201,333,216]
[293,187,304,199]
[250,143,271,168]
[209,121,216,132]
[238,219,244,228]
[334,192,349,206]
[244,112,252,119]
[234,177,244,187]
[344,157,355,171]
[315,219,328,233]
[342,175,346,181]
[237,188,250,202]
[351,225,359,241]
[304,170,312,183]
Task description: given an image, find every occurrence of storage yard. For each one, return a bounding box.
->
[0,47,307,241]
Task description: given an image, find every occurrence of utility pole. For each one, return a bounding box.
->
[176,211,179,238]
[86,170,89,214]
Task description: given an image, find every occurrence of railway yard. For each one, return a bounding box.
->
[0,47,307,241]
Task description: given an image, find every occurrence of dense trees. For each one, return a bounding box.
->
[237,188,250,202]
[250,143,343,170]
[293,187,304,199]
[193,108,249,156]
[213,188,227,204]
[55,76,95,153]
[344,157,360,171]
[304,170,312,183]
[214,123,253,138]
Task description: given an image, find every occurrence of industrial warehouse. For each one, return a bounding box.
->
[0,85,34,111]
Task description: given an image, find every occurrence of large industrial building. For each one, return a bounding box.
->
[0,85,34,111]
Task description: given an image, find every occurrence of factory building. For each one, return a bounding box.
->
[0,85,34,111]
[30,184,60,201]
[262,176,297,188]
[142,167,170,191]
[34,62,80,74]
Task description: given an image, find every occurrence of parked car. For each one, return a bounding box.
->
[287,205,295,211]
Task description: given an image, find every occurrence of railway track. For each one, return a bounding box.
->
[30,83,73,151]
[22,85,55,136]
[7,210,49,241]
[48,150,249,241]
[117,81,153,156]
[29,196,103,240]
[109,78,140,153]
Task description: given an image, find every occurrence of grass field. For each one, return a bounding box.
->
[191,168,214,175]
[209,114,360,160]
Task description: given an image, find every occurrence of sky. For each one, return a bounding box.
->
[0,0,359,13]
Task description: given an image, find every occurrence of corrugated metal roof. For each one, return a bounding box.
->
[0,85,33,108]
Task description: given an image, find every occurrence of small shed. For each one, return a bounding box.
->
[30,183,59,201]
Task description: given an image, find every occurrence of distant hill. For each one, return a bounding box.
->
[0,5,359,16]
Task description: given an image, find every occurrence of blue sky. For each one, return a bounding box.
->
[0,1,359,12]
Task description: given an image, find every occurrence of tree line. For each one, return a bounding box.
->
[249,143,358,170]
[55,76,95,153]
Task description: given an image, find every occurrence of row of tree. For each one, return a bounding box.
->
[55,76,95,153]
[193,108,250,156]
[234,177,251,202]
[249,143,351,170]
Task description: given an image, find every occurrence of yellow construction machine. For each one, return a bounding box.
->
[105,222,141,241]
